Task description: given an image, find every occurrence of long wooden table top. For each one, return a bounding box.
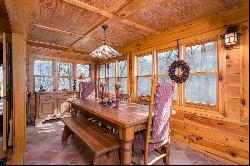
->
[69,99,149,128]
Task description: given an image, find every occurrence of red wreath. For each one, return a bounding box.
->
[168,60,190,84]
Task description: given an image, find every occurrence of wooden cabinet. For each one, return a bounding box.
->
[57,99,70,115]
[35,91,78,126]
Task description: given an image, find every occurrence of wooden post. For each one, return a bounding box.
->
[4,0,34,164]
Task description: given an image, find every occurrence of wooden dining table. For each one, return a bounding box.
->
[69,98,149,165]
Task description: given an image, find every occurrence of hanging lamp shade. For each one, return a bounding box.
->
[89,25,122,59]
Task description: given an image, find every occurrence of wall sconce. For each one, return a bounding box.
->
[220,25,241,49]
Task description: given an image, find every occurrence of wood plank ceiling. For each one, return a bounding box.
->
[26,0,247,58]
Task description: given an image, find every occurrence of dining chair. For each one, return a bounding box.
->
[132,78,175,165]
[137,95,151,105]
[120,93,132,102]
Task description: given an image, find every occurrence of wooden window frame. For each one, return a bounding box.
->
[183,41,219,111]
[32,58,92,92]
[134,41,219,111]
[135,53,154,97]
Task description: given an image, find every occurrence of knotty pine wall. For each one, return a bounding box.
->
[123,7,249,164]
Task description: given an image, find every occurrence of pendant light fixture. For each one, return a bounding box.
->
[89,25,122,59]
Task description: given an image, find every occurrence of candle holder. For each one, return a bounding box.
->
[114,82,121,109]
[99,82,106,105]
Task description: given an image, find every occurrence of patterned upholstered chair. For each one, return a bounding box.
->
[132,79,175,165]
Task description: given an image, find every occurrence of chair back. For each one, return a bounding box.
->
[80,81,95,99]
[120,94,131,102]
[150,82,174,143]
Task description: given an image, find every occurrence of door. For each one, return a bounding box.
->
[1,33,12,152]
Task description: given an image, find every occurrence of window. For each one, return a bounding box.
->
[98,60,128,95]
[76,64,91,91]
[137,54,152,96]
[185,42,217,106]
[98,64,106,94]
[57,62,73,91]
[34,60,53,92]
[157,50,178,100]
[117,60,127,94]
[106,63,115,93]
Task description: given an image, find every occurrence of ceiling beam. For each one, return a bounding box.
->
[32,23,123,47]
[65,0,158,50]
[27,40,89,54]
[62,0,158,34]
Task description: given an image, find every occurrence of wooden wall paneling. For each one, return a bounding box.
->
[218,38,227,117]
[171,129,248,164]
[225,46,241,122]
[183,118,248,151]
[240,23,249,123]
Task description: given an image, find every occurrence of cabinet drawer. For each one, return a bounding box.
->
[57,93,74,99]
[40,94,56,100]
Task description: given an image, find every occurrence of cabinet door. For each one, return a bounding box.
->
[39,100,56,118]
[57,100,70,116]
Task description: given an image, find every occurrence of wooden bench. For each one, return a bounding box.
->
[61,117,120,165]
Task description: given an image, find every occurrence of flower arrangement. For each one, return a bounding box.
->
[114,82,121,108]
[99,82,106,104]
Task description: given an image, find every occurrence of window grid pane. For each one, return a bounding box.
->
[77,64,90,78]
[118,60,127,77]
[185,74,216,105]
[107,63,115,77]
[107,77,115,93]
[99,64,106,78]
[158,50,178,75]
[34,76,53,92]
[34,60,53,76]
[186,42,217,73]
[137,77,151,96]
[138,55,152,76]
[58,62,73,91]
[118,77,127,94]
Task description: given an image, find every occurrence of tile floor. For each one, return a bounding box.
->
[24,119,230,165]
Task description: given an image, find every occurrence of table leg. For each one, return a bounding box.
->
[121,140,132,165]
